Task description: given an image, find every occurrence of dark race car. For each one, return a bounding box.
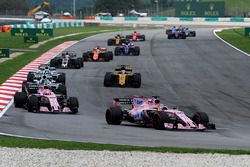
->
[14,80,79,114]
[105,96,216,130]
[114,42,140,56]
[104,65,141,88]
[166,26,196,39]
[27,64,66,85]
[107,34,126,46]
[50,51,83,69]
[126,31,145,41]
[82,47,113,61]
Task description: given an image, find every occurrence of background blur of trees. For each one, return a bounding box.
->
[0,0,28,15]
[0,0,250,18]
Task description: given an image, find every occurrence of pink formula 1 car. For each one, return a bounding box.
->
[14,83,79,114]
[105,96,216,130]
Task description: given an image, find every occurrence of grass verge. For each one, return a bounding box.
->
[0,135,250,154]
[216,28,250,54]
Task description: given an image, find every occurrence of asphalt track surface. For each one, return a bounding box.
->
[1,27,250,150]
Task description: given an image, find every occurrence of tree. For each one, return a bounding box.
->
[0,0,28,10]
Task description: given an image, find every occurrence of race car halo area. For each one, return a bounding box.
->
[1,27,250,150]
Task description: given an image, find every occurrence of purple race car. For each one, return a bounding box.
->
[114,41,140,56]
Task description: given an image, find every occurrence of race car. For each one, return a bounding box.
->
[104,65,141,88]
[50,51,83,69]
[27,64,66,85]
[105,96,216,130]
[126,31,145,41]
[14,81,79,114]
[114,41,140,56]
[107,34,126,46]
[82,46,113,61]
[166,26,196,39]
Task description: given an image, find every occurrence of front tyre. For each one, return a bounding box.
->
[153,112,170,130]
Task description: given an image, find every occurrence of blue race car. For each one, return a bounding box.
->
[114,41,140,56]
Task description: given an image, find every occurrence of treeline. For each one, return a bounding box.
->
[94,0,147,14]
[0,0,28,10]
[93,0,174,15]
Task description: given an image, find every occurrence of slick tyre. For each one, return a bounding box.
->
[28,95,39,113]
[134,47,140,56]
[107,39,114,46]
[141,35,146,41]
[50,58,57,67]
[57,84,67,97]
[106,107,123,125]
[74,59,81,69]
[133,73,141,88]
[27,72,34,82]
[57,73,66,84]
[153,112,170,130]
[14,92,27,108]
[114,47,121,56]
[192,112,209,125]
[104,72,112,87]
[67,97,79,114]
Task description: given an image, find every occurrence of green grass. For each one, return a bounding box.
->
[0,135,250,154]
[217,28,250,54]
[0,26,124,50]
[0,52,41,83]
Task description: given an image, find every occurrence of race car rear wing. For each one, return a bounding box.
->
[113,98,133,106]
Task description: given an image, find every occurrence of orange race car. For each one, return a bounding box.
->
[82,46,113,61]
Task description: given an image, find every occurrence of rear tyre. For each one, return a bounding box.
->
[107,39,114,46]
[67,97,79,114]
[28,95,39,113]
[82,52,89,61]
[50,58,57,67]
[114,47,121,56]
[153,112,170,130]
[56,84,67,97]
[14,92,27,107]
[133,73,141,88]
[57,73,66,84]
[108,51,113,60]
[74,59,81,69]
[134,47,140,56]
[141,35,146,41]
[27,72,34,82]
[104,72,112,87]
[105,107,123,125]
[77,57,84,67]
[125,35,130,40]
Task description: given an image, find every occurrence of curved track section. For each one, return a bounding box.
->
[1,27,250,149]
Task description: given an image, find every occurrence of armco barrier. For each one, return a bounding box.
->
[8,17,250,30]
[152,17,168,21]
[205,18,219,22]
[95,17,250,23]
[124,17,138,21]
[230,18,245,22]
